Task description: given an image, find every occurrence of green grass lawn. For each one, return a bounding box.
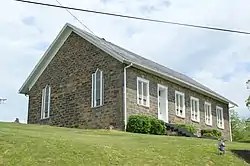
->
[0,122,249,166]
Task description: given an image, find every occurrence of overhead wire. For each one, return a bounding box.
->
[15,0,250,35]
[55,0,96,36]
[54,0,121,59]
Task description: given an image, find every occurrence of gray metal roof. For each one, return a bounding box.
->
[70,24,237,106]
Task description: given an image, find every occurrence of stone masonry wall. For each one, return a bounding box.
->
[27,32,125,130]
[126,67,230,140]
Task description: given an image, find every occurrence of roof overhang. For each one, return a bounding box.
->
[19,23,124,95]
[19,24,72,94]
[19,23,238,108]
[123,60,238,107]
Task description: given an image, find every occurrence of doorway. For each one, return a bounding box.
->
[157,84,168,123]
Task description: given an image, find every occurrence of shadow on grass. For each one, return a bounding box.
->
[237,140,250,143]
[231,150,250,164]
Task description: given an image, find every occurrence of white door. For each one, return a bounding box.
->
[158,85,168,123]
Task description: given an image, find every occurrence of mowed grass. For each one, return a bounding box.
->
[0,122,249,166]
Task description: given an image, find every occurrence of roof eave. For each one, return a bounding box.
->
[18,23,125,95]
[123,60,238,107]
[18,23,72,95]
[18,22,238,108]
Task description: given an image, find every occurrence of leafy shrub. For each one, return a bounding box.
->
[149,118,166,135]
[202,133,214,137]
[201,129,222,138]
[126,115,151,134]
[175,124,197,134]
[126,115,166,135]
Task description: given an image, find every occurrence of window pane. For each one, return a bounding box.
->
[221,111,223,120]
[180,95,183,107]
[191,100,194,117]
[138,81,142,95]
[143,82,147,97]
[92,74,95,106]
[44,86,50,117]
[179,95,183,115]
[41,89,45,113]
[45,109,48,117]
[102,75,104,105]
[208,106,211,118]
[192,100,195,112]
[95,70,101,106]
[205,105,207,116]
[46,86,50,97]
[96,99,100,106]
[175,94,179,113]
[138,81,142,104]
[217,109,219,122]
[195,101,197,113]
[96,76,100,101]
[143,82,148,105]
[208,109,210,123]
[176,94,179,106]
[45,87,49,104]
[218,109,221,120]
[45,101,49,111]
[217,108,223,127]
[194,101,197,118]
[196,101,198,112]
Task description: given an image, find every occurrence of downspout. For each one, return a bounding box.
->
[229,105,236,142]
[123,63,133,131]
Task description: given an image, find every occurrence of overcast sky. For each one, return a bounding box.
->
[1,0,250,123]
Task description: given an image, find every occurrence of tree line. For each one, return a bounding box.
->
[231,109,250,141]
[231,80,250,142]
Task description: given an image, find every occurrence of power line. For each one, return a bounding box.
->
[53,0,119,60]
[15,0,250,35]
[55,0,96,35]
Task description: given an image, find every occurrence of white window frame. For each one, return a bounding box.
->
[190,96,200,122]
[216,106,224,129]
[175,91,185,118]
[41,85,51,119]
[137,77,150,107]
[204,102,212,126]
[91,69,104,108]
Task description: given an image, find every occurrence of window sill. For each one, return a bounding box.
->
[40,117,49,120]
[205,123,213,127]
[191,119,200,123]
[176,114,185,119]
[91,105,103,109]
[217,125,224,130]
[137,103,150,108]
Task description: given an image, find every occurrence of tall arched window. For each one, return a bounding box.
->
[41,85,51,119]
[92,69,104,107]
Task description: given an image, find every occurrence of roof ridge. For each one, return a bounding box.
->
[67,22,237,106]
[99,34,217,92]
[18,22,234,106]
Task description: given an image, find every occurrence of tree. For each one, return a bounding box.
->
[246,80,250,110]
[0,98,7,104]
[230,80,250,141]
[230,109,246,141]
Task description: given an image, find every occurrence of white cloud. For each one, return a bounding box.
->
[0,0,250,123]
